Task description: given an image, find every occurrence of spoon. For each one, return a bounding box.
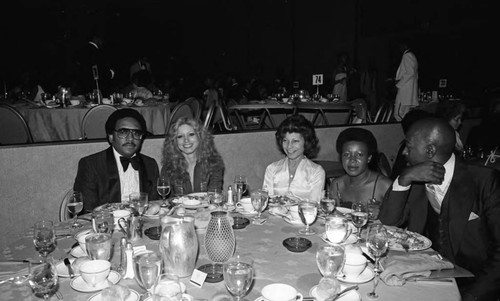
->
[327,285,359,301]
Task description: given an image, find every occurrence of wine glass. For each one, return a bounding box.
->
[223,254,254,301]
[33,220,56,261]
[351,201,369,243]
[316,244,345,277]
[134,251,162,299]
[28,259,59,300]
[157,176,171,205]
[129,192,149,217]
[152,273,183,301]
[66,191,83,228]
[366,224,389,299]
[298,200,318,236]
[320,190,336,217]
[208,188,223,208]
[233,175,248,202]
[250,189,268,224]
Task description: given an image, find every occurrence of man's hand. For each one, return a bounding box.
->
[398,161,445,186]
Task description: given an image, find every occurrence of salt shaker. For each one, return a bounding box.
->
[117,237,127,275]
[226,185,234,206]
[122,242,135,279]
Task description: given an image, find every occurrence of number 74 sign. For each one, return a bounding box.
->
[313,74,323,85]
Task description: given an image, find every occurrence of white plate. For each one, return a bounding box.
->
[235,208,258,216]
[143,207,168,219]
[384,226,432,251]
[336,207,353,214]
[309,284,361,301]
[337,266,375,284]
[70,246,87,258]
[283,216,303,225]
[320,232,358,245]
[70,270,121,293]
[88,288,140,301]
[56,258,79,277]
[186,192,207,198]
[144,294,193,301]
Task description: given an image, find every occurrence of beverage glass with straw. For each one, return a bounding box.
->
[233,175,248,203]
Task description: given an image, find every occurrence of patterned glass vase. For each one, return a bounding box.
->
[204,211,235,263]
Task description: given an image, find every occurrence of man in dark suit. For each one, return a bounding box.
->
[379,117,500,301]
[74,108,159,213]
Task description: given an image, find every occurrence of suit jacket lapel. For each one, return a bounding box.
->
[106,147,121,202]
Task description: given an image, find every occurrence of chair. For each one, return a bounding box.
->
[368,103,393,123]
[166,101,194,133]
[187,97,203,122]
[81,104,117,139]
[377,152,392,178]
[59,188,74,222]
[0,104,34,144]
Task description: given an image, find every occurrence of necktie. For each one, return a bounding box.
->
[425,184,441,214]
[120,156,140,172]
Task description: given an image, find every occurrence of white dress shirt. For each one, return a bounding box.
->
[112,148,140,203]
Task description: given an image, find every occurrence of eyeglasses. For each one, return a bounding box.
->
[114,128,145,139]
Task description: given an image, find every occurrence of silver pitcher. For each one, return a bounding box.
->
[118,215,144,242]
[159,215,198,278]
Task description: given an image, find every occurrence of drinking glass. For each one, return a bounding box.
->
[250,189,268,224]
[157,176,171,203]
[85,233,113,261]
[135,251,162,298]
[233,175,248,202]
[33,220,56,260]
[174,180,184,197]
[366,224,389,299]
[351,201,369,243]
[208,188,223,208]
[66,191,84,228]
[92,211,114,234]
[152,273,183,301]
[223,254,254,301]
[28,259,59,300]
[320,190,336,217]
[316,244,345,277]
[325,216,350,244]
[298,200,318,236]
[130,192,149,217]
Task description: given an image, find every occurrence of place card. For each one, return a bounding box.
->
[132,245,147,255]
[190,269,207,288]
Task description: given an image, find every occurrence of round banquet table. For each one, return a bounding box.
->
[0,210,461,301]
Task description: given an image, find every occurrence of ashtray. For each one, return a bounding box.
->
[232,216,250,229]
[144,226,161,240]
[282,237,312,253]
[198,263,224,283]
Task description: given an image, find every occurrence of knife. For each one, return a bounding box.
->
[63,258,75,278]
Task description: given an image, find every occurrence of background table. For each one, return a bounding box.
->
[0,211,461,301]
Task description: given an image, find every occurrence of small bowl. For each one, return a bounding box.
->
[144,226,161,240]
[232,216,250,229]
[282,237,312,253]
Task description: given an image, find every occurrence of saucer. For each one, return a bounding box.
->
[70,270,121,293]
[320,232,358,245]
[309,285,361,301]
[70,246,87,258]
[88,288,140,301]
[283,216,303,226]
[56,258,79,277]
[144,294,193,301]
[337,266,375,284]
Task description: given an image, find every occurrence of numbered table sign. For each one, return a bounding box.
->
[313,74,323,85]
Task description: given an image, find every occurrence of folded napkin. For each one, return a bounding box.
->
[380,253,454,286]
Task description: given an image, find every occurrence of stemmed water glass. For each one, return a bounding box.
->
[223,254,254,301]
[316,244,345,278]
[28,259,59,301]
[250,189,268,224]
[157,176,171,205]
[351,201,369,243]
[134,250,162,299]
[66,191,84,229]
[152,273,183,301]
[233,175,248,202]
[366,224,389,299]
[298,200,318,236]
[33,220,56,262]
[129,192,149,217]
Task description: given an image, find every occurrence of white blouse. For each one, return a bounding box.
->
[262,157,325,202]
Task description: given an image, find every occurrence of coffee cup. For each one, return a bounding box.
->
[79,260,111,287]
[236,197,254,213]
[288,205,300,221]
[261,283,303,301]
[113,209,131,230]
[342,253,367,278]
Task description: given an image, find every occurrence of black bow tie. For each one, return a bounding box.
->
[120,156,140,172]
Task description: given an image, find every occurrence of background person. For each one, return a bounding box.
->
[393,38,419,121]
[263,115,325,202]
[74,108,159,213]
[435,100,467,153]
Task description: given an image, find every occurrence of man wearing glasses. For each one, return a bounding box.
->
[74,108,159,212]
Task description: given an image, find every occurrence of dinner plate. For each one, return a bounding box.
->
[94,203,125,212]
[337,266,374,284]
[384,226,432,251]
[235,208,258,216]
[320,232,358,245]
[70,246,87,258]
[283,216,303,226]
[70,270,121,293]
[88,288,140,301]
[336,207,353,215]
[309,284,361,301]
[143,207,168,219]
[56,258,79,277]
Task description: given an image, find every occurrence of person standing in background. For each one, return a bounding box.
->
[332,52,349,102]
[394,38,419,121]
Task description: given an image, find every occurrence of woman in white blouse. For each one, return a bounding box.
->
[263,115,325,202]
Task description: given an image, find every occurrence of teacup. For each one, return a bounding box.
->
[236,197,254,213]
[79,260,111,287]
[113,209,131,230]
[325,216,352,243]
[288,205,300,221]
[342,253,367,278]
[75,229,93,255]
[261,283,303,301]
